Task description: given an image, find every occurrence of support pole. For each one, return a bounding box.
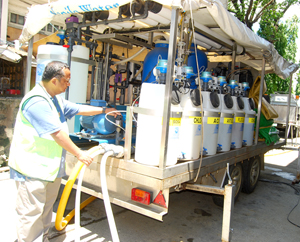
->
[221,184,234,242]
[24,37,33,95]
[254,56,266,145]
[230,42,237,80]
[158,7,179,169]
[285,73,293,143]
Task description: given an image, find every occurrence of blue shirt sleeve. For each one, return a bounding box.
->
[60,97,81,120]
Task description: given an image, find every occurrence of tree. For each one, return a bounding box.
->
[228,0,300,29]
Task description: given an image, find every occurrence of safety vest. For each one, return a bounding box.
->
[9,84,68,182]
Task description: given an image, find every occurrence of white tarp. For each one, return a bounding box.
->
[18,0,298,79]
[0,45,22,63]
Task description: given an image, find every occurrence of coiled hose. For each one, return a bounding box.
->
[55,146,105,231]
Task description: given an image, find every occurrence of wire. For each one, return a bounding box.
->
[189,0,204,183]
[259,178,300,228]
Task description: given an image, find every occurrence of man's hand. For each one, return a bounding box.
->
[76,151,93,166]
[105,108,121,117]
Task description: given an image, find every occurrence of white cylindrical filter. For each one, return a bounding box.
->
[242,97,256,146]
[202,91,221,155]
[217,93,234,152]
[135,83,182,166]
[231,96,245,149]
[179,90,202,160]
[36,44,89,132]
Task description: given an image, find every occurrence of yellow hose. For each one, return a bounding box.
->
[55,146,102,231]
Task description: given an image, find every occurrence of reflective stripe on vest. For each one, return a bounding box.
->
[9,84,67,182]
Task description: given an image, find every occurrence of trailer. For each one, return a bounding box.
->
[270,93,300,141]
[18,1,299,241]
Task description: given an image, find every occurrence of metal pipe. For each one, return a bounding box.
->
[158,7,179,169]
[90,65,95,101]
[102,43,110,101]
[254,56,266,145]
[65,37,73,100]
[24,37,33,95]
[285,73,293,142]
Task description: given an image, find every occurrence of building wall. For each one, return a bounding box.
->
[0,97,21,162]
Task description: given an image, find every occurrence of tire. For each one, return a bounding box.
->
[242,157,260,194]
[212,163,243,207]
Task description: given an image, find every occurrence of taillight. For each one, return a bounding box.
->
[131,188,152,205]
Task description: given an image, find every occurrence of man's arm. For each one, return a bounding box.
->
[51,130,93,166]
[77,105,120,117]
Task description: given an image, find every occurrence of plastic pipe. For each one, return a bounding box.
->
[75,147,105,242]
[193,21,244,54]
[55,146,104,231]
[101,150,120,242]
[113,47,147,65]
[194,32,222,49]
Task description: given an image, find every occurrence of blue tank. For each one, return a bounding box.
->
[142,41,169,83]
[188,43,208,89]
[142,42,208,88]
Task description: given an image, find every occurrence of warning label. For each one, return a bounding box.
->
[169,118,181,126]
[235,117,245,123]
[224,118,233,124]
[249,118,255,123]
[207,117,220,124]
[190,116,202,124]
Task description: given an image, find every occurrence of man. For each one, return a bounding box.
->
[9,61,119,242]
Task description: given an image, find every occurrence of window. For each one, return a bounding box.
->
[47,24,52,32]
[10,13,25,25]
[10,13,17,23]
[18,15,24,25]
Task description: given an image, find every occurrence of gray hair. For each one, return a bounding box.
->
[42,61,70,82]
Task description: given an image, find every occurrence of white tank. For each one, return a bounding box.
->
[242,97,256,146]
[135,83,182,166]
[202,91,221,155]
[218,93,234,152]
[179,90,202,160]
[36,44,89,132]
[231,96,245,149]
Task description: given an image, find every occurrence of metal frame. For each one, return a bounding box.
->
[285,73,293,142]
[254,56,266,145]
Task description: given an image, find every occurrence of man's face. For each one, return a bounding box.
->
[57,68,71,93]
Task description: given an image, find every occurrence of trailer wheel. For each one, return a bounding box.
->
[212,163,243,207]
[242,157,260,194]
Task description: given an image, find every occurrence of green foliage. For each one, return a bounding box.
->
[295,72,300,95]
[228,0,299,95]
[258,14,299,94]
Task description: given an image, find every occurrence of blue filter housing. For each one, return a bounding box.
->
[142,41,169,83]
[188,43,208,89]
